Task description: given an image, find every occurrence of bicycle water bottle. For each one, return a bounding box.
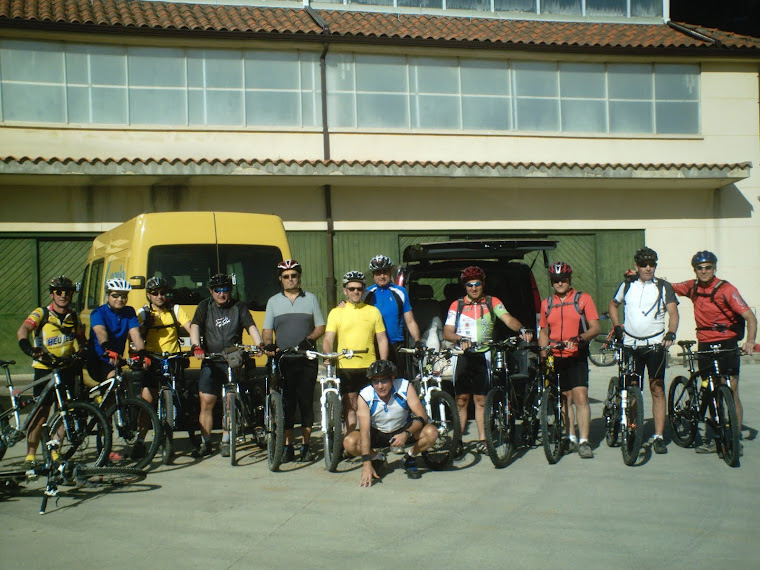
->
[493,349,505,371]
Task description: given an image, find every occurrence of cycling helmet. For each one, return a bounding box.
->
[548,262,572,278]
[691,250,718,267]
[342,271,366,286]
[146,276,169,291]
[208,273,233,289]
[368,255,393,272]
[49,275,75,293]
[460,266,486,283]
[633,247,658,265]
[105,278,131,293]
[277,259,302,275]
[366,359,397,379]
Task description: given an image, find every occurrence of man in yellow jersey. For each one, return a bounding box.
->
[136,275,192,458]
[16,275,85,469]
[323,271,389,432]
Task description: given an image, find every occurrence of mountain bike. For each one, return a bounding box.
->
[304,349,368,472]
[668,341,741,467]
[1,356,110,468]
[87,356,161,469]
[601,342,650,466]
[588,314,616,367]
[260,349,289,471]
[538,342,567,464]
[399,346,462,469]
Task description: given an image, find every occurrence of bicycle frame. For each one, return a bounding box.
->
[678,343,735,434]
[401,347,461,430]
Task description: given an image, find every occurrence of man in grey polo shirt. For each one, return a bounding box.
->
[263,260,326,463]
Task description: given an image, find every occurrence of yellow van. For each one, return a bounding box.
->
[77,211,291,362]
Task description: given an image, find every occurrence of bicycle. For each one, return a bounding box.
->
[303,349,368,472]
[538,342,567,464]
[668,341,741,467]
[588,314,616,367]
[1,356,111,468]
[260,348,289,471]
[87,356,162,469]
[601,342,653,466]
[399,346,462,469]
[142,351,199,465]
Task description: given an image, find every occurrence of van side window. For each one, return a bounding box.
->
[77,264,90,312]
[87,259,104,308]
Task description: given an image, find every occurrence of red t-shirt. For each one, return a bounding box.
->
[672,277,750,343]
[539,289,599,357]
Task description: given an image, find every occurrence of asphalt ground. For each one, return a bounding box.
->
[1,359,759,569]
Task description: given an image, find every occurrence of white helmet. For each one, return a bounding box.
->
[106,278,132,293]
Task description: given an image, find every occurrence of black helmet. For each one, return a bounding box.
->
[342,271,366,286]
[49,275,75,293]
[366,359,397,379]
[208,274,233,289]
[368,255,393,272]
[691,250,718,267]
[548,262,572,279]
[146,276,169,291]
[634,247,658,265]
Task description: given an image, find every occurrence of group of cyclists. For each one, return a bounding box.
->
[12,246,756,487]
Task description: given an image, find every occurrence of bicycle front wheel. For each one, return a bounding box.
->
[267,391,285,471]
[323,391,343,472]
[603,378,621,447]
[422,390,461,470]
[160,389,174,465]
[589,334,616,367]
[73,464,146,487]
[105,398,161,470]
[621,386,644,466]
[668,375,698,448]
[484,387,513,468]
[540,387,564,464]
[48,401,111,467]
[715,385,740,467]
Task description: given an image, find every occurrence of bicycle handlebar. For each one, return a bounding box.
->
[304,349,369,361]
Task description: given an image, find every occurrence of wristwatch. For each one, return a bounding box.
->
[404,429,413,440]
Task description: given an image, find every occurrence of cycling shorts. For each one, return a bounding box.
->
[370,424,414,449]
[553,356,589,392]
[697,339,740,379]
[454,352,489,396]
[631,346,667,381]
[86,358,116,385]
[339,368,369,395]
[32,367,78,400]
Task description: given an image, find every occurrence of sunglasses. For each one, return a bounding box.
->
[696,265,715,271]
[639,262,657,268]
[465,281,483,288]
[371,377,392,385]
[281,273,300,280]
[213,287,231,293]
[110,293,128,299]
[550,277,569,284]
[149,290,167,296]
[53,289,73,296]
[346,286,364,292]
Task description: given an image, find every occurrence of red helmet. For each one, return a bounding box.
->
[548,262,572,278]
[460,266,486,283]
[277,259,302,275]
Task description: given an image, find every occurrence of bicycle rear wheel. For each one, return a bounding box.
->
[540,387,564,464]
[48,401,111,467]
[520,382,541,447]
[160,389,174,465]
[603,378,621,447]
[715,385,740,467]
[73,464,146,486]
[484,387,513,468]
[668,375,698,448]
[422,390,461,470]
[228,392,243,466]
[105,398,161,470]
[589,334,616,367]
[621,386,644,466]
[267,391,285,471]
[323,391,343,472]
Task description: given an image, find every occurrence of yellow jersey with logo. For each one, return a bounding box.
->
[24,304,82,370]
[325,302,385,369]
[138,305,190,354]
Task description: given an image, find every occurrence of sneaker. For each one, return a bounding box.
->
[22,459,37,471]
[578,442,594,459]
[220,442,230,457]
[696,440,717,454]
[475,440,488,454]
[565,439,578,454]
[282,445,295,463]
[130,441,146,460]
[299,444,313,463]
[403,455,421,479]
[652,438,668,455]
[192,441,213,458]
[453,441,465,460]
[371,453,387,474]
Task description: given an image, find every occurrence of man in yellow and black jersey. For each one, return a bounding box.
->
[16,275,84,469]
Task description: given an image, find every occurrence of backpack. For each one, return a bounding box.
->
[545,291,588,333]
[364,287,404,319]
[689,279,746,341]
[454,296,495,333]
[139,304,184,352]
[33,307,79,344]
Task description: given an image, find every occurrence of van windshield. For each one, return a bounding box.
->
[147,244,283,311]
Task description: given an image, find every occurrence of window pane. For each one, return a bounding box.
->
[608,64,652,99]
[655,64,699,100]
[350,0,394,5]
[462,96,511,130]
[91,87,127,124]
[187,50,204,88]
[610,101,652,133]
[90,47,126,86]
[0,40,63,83]
[246,91,300,126]
[188,89,205,124]
[65,46,89,85]
[413,58,459,94]
[560,63,605,98]
[514,62,558,97]
[357,94,408,128]
[541,0,581,14]
[205,90,244,125]
[327,54,355,92]
[245,51,299,89]
[355,55,407,93]
[130,88,187,125]
[631,0,661,17]
[516,98,559,131]
[561,100,606,132]
[447,0,491,10]
[328,93,356,127]
[302,92,319,127]
[67,86,90,123]
[398,0,443,7]
[656,102,699,134]
[494,0,536,11]
[413,95,460,129]
[586,0,626,15]
[129,47,185,87]
[205,51,243,89]
[2,84,65,122]
[461,60,510,95]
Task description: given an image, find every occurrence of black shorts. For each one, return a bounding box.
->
[198,361,229,396]
[339,368,369,394]
[32,367,78,401]
[388,341,411,379]
[370,424,413,449]
[87,358,116,385]
[280,355,318,430]
[454,352,489,396]
[631,346,667,381]
[698,339,740,378]
[553,356,589,392]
